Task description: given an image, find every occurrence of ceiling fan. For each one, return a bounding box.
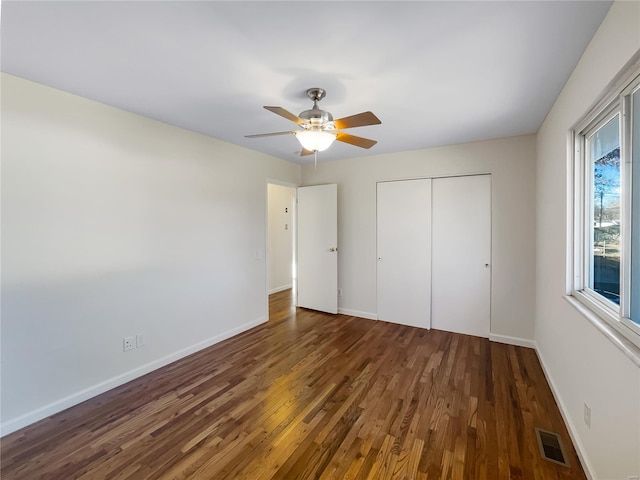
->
[245,87,381,157]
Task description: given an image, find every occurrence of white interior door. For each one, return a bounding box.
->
[431,174,491,337]
[377,179,432,328]
[297,184,338,314]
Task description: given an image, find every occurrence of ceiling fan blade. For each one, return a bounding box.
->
[245,131,295,138]
[264,106,305,125]
[333,111,381,130]
[336,132,377,149]
[300,148,315,156]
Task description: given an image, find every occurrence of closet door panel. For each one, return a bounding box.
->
[376,179,431,328]
[431,175,491,337]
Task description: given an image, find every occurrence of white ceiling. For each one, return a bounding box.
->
[1,1,612,165]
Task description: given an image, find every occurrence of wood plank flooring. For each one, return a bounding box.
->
[1,289,586,479]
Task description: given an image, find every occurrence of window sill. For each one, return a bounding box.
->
[564,295,640,367]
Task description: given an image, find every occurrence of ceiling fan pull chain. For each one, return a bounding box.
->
[314,150,317,170]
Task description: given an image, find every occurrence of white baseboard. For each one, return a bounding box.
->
[338,308,378,320]
[268,284,292,295]
[0,316,267,437]
[535,344,595,480]
[489,333,536,349]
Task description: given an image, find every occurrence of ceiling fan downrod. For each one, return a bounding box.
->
[299,87,333,126]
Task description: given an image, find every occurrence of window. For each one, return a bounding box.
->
[571,65,640,348]
[631,84,640,326]
[587,113,621,304]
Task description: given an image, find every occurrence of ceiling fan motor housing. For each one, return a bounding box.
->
[299,108,333,126]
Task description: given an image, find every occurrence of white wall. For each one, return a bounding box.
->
[536,2,640,479]
[301,134,537,343]
[267,184,295,294]
[0,74,301,434]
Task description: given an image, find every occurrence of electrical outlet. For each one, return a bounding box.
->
[583,401,591,428]
[123,336,135,352]
[136,333,145,348]
[338,288,343,297]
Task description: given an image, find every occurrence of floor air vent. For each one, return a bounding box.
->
[535,428,569,467]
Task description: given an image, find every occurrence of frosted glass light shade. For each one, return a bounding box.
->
[295,130,337,152]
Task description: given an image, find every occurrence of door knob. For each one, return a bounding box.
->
[329,247,337,252]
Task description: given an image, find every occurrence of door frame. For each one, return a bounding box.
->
[265,179,298,321]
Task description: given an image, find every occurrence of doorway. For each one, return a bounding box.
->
[267,183,296,319]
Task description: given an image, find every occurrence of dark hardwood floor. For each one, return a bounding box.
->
[1,289,585,479]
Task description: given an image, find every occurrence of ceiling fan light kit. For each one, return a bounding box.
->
[295,130,337,152]
[246,87,381,158]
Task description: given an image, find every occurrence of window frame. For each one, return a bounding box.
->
[569,65,640,350]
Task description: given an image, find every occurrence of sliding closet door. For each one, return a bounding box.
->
[431,175,491,337]
[376,179,431,328]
